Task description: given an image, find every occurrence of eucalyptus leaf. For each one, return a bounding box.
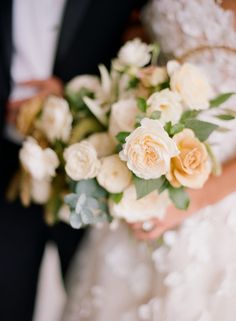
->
[185,119,218,142]
[75,179,107,198]
[168,186,190,210]
[210,92,235,108]
[70,211,83,229]
[133,175,165,199]
[64,194,79,208]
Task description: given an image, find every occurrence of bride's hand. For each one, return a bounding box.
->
[130,218,169,241]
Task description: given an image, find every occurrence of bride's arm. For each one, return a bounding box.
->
[132,157,236,240]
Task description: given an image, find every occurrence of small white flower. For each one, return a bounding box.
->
[97,154,132,193]
[120,118,179,180]
[168,61,213,110]
[147,89,183,124]
[109,185,170,223]
[116,38,151,68]
[64,141,101,181]
[87,132,116,158]
[19,137,59,180]
[38,96,72,143]
[31,178,51,204]
[109,98,139,140]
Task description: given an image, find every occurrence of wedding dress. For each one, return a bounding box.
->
[61,1,236,320]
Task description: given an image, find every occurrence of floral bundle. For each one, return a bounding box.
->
[14,39,234,228]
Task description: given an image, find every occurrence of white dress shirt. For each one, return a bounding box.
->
[6,0,66,142]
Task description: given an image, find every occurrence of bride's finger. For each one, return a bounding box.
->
[134,225,166,241]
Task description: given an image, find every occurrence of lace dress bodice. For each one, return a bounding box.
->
[144,0,236,163]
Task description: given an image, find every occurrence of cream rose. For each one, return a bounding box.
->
[168,61,213,110]
[31,178,51,204]
[147,89,183,124]
[66,75,101,94]
[120,118,179,179]
[87,132,116,158]
[167,129,211,188]
[109,98,139,140]
[64,141,101,181]
[109,185,170,222]
[116,38,151,68]
[137,66,168,87]
[97,155,132,193]
[19,137,59,180]
[38,96,72,143]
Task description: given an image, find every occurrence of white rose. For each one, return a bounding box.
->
[147,89,183,124]
[64,141,101,181]
[67,75,101,94]
[38,96,72,143]
[117,38,151,68]
[109,98,139,140]
[97,155,132,193]
[168,61,213,110]
[109,185,170,223]
[19,137,59,180]
[31,178,51,204]
[120,118,179,179]
[87,132,116,158]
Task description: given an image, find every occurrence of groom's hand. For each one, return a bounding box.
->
[7,76,63,124]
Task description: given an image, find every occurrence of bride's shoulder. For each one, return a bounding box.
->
[143,0,236,56]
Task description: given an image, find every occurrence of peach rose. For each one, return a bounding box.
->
[167,129,211,188]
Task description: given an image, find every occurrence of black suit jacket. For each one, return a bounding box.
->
[0,0,146,140]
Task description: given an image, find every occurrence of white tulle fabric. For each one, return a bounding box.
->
[61,1,236,320]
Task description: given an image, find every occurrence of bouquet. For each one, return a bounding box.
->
[13,38,235,229]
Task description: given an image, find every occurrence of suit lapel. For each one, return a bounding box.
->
[54,0,92,68]
[0,0,13,77]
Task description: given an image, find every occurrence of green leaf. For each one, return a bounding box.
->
[205,142,222,176]
[110,192,123,204]
[216,114,235,121]
[210,92,235,108]
[169,123,185,136]
[157,80,170,91]
[158,178,170,194]
[116,131,130,144]
[137,97,147,113]
[135,114,145,127]
[164,122,184,137]
[127,77,140,89]
[150,111,161,120]
[164,122,172,135]
[168,186,190,210]
[180,110,201,124]
[150,42,160,65]
[133,175,165,199]
[185,119,218,142]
